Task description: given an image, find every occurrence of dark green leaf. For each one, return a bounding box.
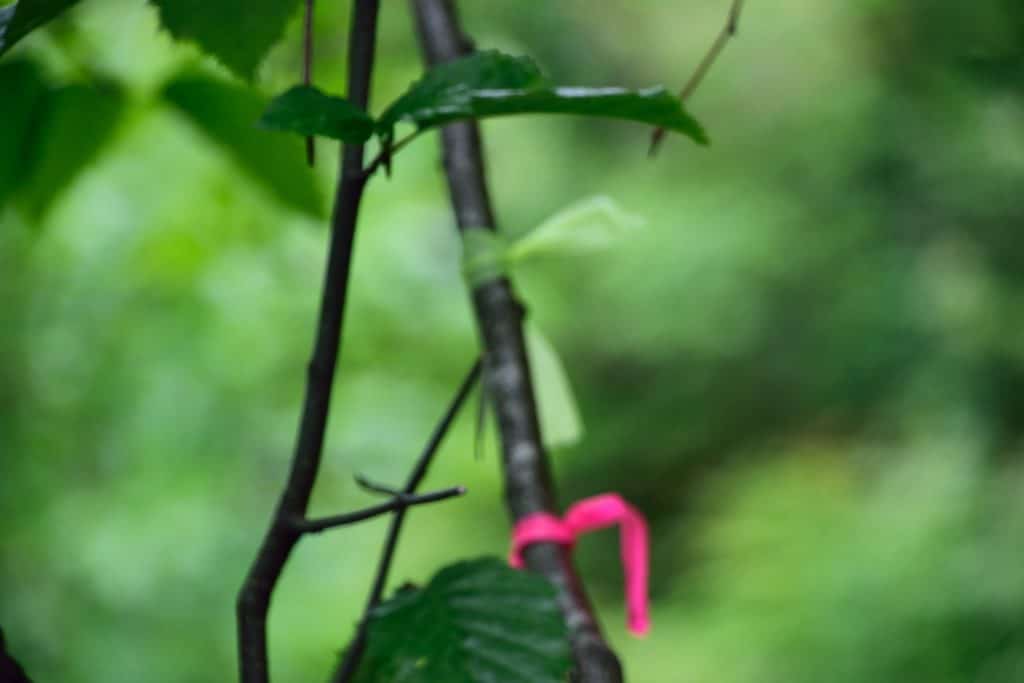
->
[960,54,1024,91]
[377,50,545,132]
[0,59,47,207]
[0,0,80,56]
[259,86,375,143]
[163,72,323,217]
[474,86,707,143]
[151,0,301,80]
[379,50,707,144]
[17,79,124,218]
[350,557,571,683]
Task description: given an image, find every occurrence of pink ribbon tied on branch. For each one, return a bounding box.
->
[508,493,651,637]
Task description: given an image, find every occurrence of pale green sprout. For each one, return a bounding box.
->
[507,195,646,264]
[463,195,644,451]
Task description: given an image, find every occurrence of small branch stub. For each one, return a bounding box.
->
[650,0,745,155]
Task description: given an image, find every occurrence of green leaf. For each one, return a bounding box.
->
[508,195,645,263]
[350,558,571,683]
[0,0,80,56]
[151,0,302,80]
[377,50,545,133]
[0,59,126,218]
[526,322,584,450]
[379,50,707,144]
[163,72,323,217]
[461,86,707,143]
[16,79,124,218]
[259,86,375,143]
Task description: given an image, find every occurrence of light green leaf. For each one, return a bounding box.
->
[259,85,375,143]
[0,0,80,56]
[526,321,584,450]
[350,557,571,683]
[151,0,302,80]
[378,50,707,144]
[508,195,645,263]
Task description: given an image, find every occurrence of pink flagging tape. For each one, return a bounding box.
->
[509,493,650,637]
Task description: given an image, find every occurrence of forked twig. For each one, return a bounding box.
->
[650,0,745,155]
[332,359,482,683]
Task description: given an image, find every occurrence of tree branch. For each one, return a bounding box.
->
[235,2,381,682]
[408,2,625,680]
[332,359,481,683]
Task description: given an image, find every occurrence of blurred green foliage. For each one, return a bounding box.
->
[1,1,1022,681]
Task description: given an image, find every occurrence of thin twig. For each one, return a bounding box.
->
[297,486,467,534]
[303,0,316,166]
[353,474,403,497]
[235,2,381,682]
[650,0,745,155]
[410,1,625,680]
[333,359,481,683]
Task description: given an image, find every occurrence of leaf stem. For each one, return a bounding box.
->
[362,130,420,179]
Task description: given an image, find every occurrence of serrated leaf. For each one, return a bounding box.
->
[526,321,584,450]
[350,558,571,683]
[508,195,645,263]
[0,0,80,56]
[17,79,124,218]
[259,85,375,143]
[163,72,323,217]
[150,0,301,80]
[378,50,707,144]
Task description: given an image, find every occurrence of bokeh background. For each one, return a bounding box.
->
[3,1,1024,681]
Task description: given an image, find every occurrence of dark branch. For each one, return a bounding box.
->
[235,2,381,682]
[303,0,316,166]
[0,628,31,683]
[650,0,745,155]
[333,359,481,683]
[297,486,467,534]
[409,1,625,680]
